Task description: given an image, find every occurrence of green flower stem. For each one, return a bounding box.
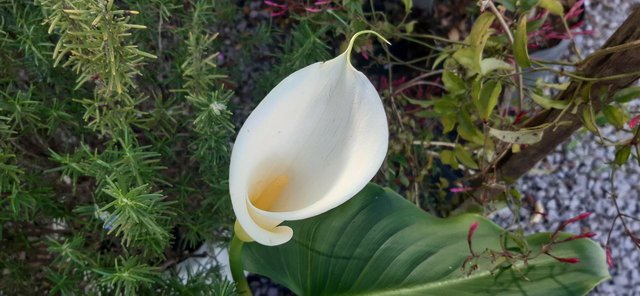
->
[230,235,252,296]
[345,30,391,65]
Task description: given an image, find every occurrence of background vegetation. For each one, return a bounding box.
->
[1,0,638,294]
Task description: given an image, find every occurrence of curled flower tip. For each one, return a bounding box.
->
[345,30,391,65]
[606,247,614,268]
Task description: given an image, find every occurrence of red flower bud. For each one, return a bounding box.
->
[468,222,479,243]
[567,212,592,224]
[606,247,614,268]
[514,111,528,125]
[558,212,592,231]
[629,115,640,129]
[467,221,479,255]
[557,257,580,264]
[546,252,581,264]
[565,232,597,241]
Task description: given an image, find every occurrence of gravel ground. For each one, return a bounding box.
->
[493,1,640,295]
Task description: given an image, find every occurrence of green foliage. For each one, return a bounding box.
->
[0,87,41,131]
[514,16,532,67]
[244,184,609,295]
[100,179,173,255]
[613,86,640,103]
[0,150,21,193]
[162,267,237,296]
[95,256,161,295]
[396,0,640,217]
[40,0,157,134]
[1,0,236,294]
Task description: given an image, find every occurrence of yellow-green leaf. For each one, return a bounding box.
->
[477,80,502,120]
[613,86,640,103]
[457,113,485,145]
[489,127,543,144]
[469,12,496,48]
[471,13,496,73]
[432,54,449,70]
[405,20,417,33]
[531,93,569,109]
[454,145,480,169]
[615,145,632,166]
[471,79,482,102]
[602,105,626,129]
[539,0,564,16]
[580,107,599,133]
[440,149,458,168]
[480,58,513,75]
[454,13,496,73]
[402,0,413,13]
[434,99,458,115]
[453,47,480,73]
[514,17,532,68]
[442,70,466,94]
[440,115,456,133]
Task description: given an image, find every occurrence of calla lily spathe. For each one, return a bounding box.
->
[230,31,390,246]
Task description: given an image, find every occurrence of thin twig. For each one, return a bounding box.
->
[393,81,445,96]
[580,39,640,67]
[399,33,468,45]
[412,140,457,148]
[486,0,525,112]
[608,168,640,248]
[561,18,583,60]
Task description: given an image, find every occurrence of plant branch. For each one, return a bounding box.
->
[485,0,525,112]
[469,7,640,197]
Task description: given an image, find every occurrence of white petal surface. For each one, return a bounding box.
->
[230,35,388,246]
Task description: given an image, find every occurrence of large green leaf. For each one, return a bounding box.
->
[243,184,609,295]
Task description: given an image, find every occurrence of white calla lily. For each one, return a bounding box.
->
[230,31,390,246]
